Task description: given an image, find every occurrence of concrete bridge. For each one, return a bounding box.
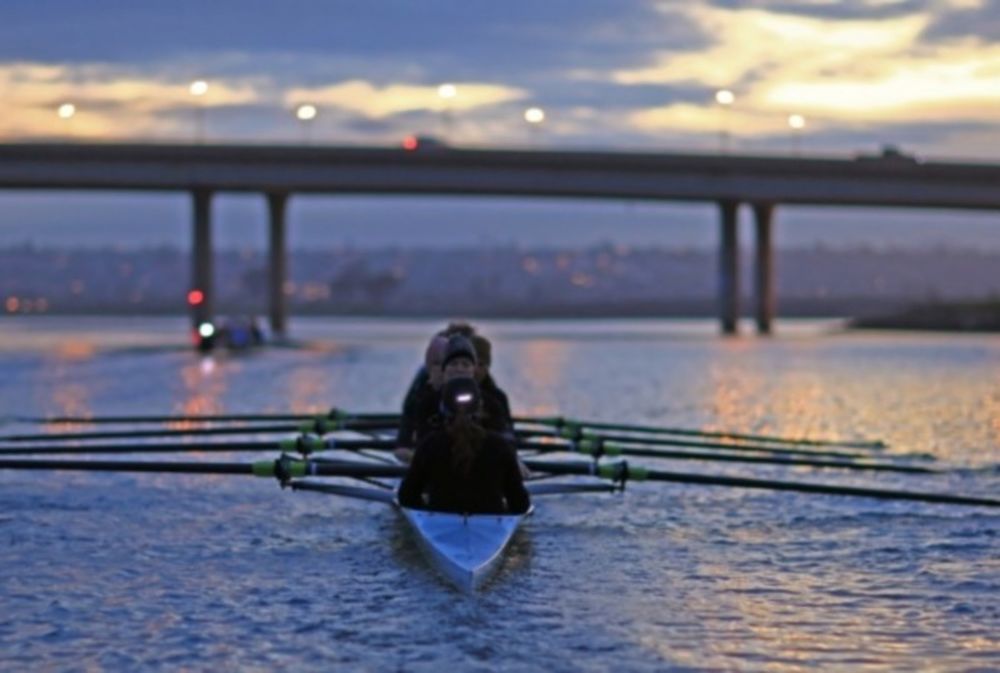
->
[1,142,998,335]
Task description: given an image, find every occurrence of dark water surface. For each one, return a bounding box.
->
[1,317,998,671]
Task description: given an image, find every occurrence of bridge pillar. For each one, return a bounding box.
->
[267,192,289,339]
[191,189,214,328]
[752,202,776,335]
[718,200,741,335]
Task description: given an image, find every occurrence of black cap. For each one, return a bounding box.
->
[440,376,481,417]
[441,334,477,370]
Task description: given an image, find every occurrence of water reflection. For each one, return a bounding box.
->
[177,355,230,416]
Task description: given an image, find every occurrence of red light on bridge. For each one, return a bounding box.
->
[187,289,205,306]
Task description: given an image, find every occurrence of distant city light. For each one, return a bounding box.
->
[296,104,317,121]
[402,135,419,151]
[438,83,457,100]
[715,89,735,106]
[788,114,806,130]
[5,296,19,313]
[57,103,76,119]
[189,80,208,97]
[524,107,546,124]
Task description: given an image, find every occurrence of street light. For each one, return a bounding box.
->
[295,104,317,143]
[189,80,208,142]
[714,89,735,152]
[788,114,806,155]
[57,102,76,139]
[524,107,545,146]
[437,83,457,140]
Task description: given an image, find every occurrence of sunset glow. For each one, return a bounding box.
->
[0,2,995,156]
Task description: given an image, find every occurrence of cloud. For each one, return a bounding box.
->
[0,62,261,139]
[283,80,527,119]
[618,4,1000,145]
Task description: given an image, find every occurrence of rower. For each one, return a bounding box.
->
[397,331,511,463]
[470,334,514,441]
[395,334,449,459]
[396,322,478,441]
[397,376,530,515]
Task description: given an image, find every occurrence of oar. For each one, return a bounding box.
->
[515,427,905,461]
[2,409,401,425]
[0,417,397,443]
[517,439,939,475]
[0,437,395,456]
[0,457,406,479]
[0,438,940,475]
[521,459,1000,508]
[516,416,886,450]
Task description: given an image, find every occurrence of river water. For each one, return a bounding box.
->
[0,316,997,672]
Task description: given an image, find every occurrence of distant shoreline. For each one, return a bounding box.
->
[849,299,1000,332]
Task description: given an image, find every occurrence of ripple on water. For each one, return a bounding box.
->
[2,320,1000,671]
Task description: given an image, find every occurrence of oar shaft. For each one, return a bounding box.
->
[521,460,999,508]
[0,458,406,479]
[0,458,255,475]
[0,419,396,443]
[517,429,874,460]
[515,416,884,449]
[15,411,402,425]
[518,440,937,474]
[0,438,395,456]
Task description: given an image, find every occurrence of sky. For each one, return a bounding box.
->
[0,0,998,250]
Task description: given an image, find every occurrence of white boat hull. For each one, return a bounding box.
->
[400,506,531,592]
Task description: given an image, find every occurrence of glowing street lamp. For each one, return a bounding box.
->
[714,89,735,153]
[524,106,545,146]
[437,83,457,139]
[788,114,806,155]
[189,80,209,142]
[56,103,77,139]
[295,104,318,143]
[437,83,457,100]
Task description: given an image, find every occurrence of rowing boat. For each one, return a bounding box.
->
[400,505,533,592]
[3,414,995,592]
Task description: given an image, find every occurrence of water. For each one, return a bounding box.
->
[1,316,998,671]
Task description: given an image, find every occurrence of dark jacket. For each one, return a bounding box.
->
[480,374,514,440]
[395,366,430,448]
[398,379,513,448]
[397,429,531,515]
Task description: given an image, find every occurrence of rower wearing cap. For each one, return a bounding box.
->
[397,333,513,458]
[396,322,477,444]
[470,334,514,441]
[395,334,449,458]
[398,376,530,515]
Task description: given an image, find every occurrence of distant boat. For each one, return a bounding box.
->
[194,317,266,352]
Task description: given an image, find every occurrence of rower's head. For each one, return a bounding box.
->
[424,335,449,390]
[470,334,492,383]
[441,334,477,382]
[440,376,481,419]
[441,321,476,339]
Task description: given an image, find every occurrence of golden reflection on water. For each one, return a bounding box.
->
[285,364,333,413]
[515,339,570,417]
[176,355,230,416]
